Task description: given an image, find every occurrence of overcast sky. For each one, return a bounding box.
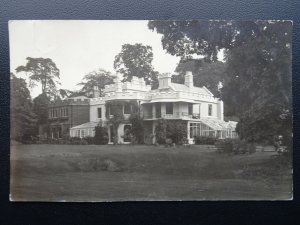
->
[9,20,181,97]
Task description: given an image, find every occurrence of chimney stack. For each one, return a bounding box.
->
[158,73,172,89]
[184,71,193,87]
[93,86,100,98]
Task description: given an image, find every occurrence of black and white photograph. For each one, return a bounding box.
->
[9,20,293,201]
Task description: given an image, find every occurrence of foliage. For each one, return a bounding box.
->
[166,121,187,145]
[215,139,256,155]
[172,60,227,97]
[33,93,50,125]
[155,119,187,145]
[129,113,144,144]
[148,20,236,62]
[154,119,167,144]
[83,136,95,145]
[194,136,217,145]
[77,69,114,97]
[114,43,159,89]
[58,88,73,99]
[105,101,125,144]
[10,73,37,140]
[15,57,60,97]
[94,125,109,145]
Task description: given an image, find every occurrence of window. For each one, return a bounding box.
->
[65,108,68,116]
[97,107,102,118]
[208,104,212,116]
[124,103,131,114]
[188,103,193,115]
[76,130,80,137]
[81,129,85,138]
[165,102,173,114]
[190,123,200,138]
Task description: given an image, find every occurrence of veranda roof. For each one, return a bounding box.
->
[70,121,99,130]
[148,99,197,103]
[199,118,229,131]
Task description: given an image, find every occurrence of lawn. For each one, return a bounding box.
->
[10,144,292,201]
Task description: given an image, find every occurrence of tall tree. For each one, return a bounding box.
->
[10,73,37,140]
[16,57,60,97]
[33,93,50,125]
[77,69,114,97]
[114,43,158,88]
[149,20,292,146]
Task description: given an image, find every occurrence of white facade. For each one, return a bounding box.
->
[70,71,237,144]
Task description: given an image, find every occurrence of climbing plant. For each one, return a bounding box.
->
[105,100,140,144]
[129,113,144,144]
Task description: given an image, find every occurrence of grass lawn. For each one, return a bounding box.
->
[10,144,292,201]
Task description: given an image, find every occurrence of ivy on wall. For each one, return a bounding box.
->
[105,100,140,144]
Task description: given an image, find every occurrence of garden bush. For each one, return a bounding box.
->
[83,136,94,145]
[94,125,109,145]
[215,139,257,155]
[194,136,217,145]
[155,119,187,145]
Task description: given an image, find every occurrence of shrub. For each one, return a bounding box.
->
[155,119,167,144]
[83,136,94,145]
[216,139,256,155]
[194,136,217,145]
[154,119,187,145]
[129,113,144,144]
[69,137,82,145]
[166,121,187,145]
[94,125,109,145]
[165,138,173,147]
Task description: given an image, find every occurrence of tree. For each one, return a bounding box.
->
[33,93,50,125]
[10,73,37,140]
[94,125,109,145]
[16,57,60,97]
[173,59,227,97]
[149,20,292,147]
[78,69,114,97]
[114,43,158,89]
[148,20,236,62]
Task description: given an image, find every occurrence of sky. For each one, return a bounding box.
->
[9,20,181,98]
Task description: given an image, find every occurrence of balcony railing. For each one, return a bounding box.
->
[143,112,200,119]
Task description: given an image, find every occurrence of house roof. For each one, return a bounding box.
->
[68,96,89,100]
[170,83,213,96]
[70,121,98,130]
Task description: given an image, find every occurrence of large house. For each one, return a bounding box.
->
[69,71,237,144]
